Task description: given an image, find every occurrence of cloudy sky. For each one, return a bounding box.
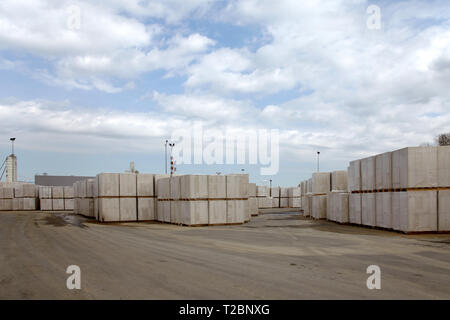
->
[1,0,449,185]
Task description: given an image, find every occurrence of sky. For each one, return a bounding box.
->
[0,0,449,186]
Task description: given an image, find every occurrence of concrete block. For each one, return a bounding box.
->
[312,195,327,219]
[154,174,170,198]
[97,173,120,197]
[392,147,438,189]
[208,200,227,224]
[171,201,181,224]
[280,188,289,198]
[301,181,306,196]
[64,199,74,211]
[331,171,348,192]
[38,186,51,199]
[137,174,154,197]
[244,199,250,222]
[226,200,245,224]
[87,179,96,198]
[226,174,248,198]
[119,198,137,222]
[51,186,64,199]
[248,197,258,216]
[438,146,450,187]
[98,198,120,222]
[158,201,171,223]
[280,198,289,208]
[361,193,376,227]
[258,197,272,209]
[63,186,74,199]
[79,180,87,198]
[376,152,392,190]
[94,198,98,220]
[248,183,257,198]
[208,175,226,199]
[119,173,136,197]
[256,186,268,197]
[270,187,280,198]
[301,196,309,217]
[40,199,52,211]
[307,178,313,194]
[52,199,65,211]
[181,175,208,199]
[20,184,36,198]
[170,176,181,200]
[361,156,376,191]
[13,185,23,198]
[23,198,38,211]
[12,198,23,210]
[349,193,362,224]
[73,198,78,214]
[348,160,361,192]
[2,187,14,199]
[438,190,450,231]
[375,192,392,229]
[289,197,302,208]
[157,177,171,200]
[180,200,209,225]
[392,191,437,233]
[272,197,280,208]
[330,192,349,223]
[288,187,301,198]
[312,172,331,195]
[137,198,155,221]
[1,199,13,211]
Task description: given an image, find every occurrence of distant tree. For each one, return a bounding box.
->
[436,133,450,146]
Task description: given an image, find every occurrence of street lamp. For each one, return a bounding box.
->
[10,138,16,155]
[169,142,175,175]
[317,151,320,172]
[165,140,168,174]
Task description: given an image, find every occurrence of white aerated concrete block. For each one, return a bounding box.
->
[181,175,208,199]
[312,195,327,219]
[170,176,181,200]
[392,147,438,189]
[209,200,227,224]
[392,191,437,233]
[312,172,331,195]
[137,174,154,197]
[257,197,272,209]
[348,160,361,192]
[137,198,155,221]
[361,156,376,191]
[13,185,23,198]
[307,178,313,194]
[244,200,250,222]
[301,181,306,196]
[349,193,362,224]
[376,192,392,229]
[248,183,257,198]
[40,199,52,211]
[226,174,248,199]
[171,201,181,224]
[271,187,280,198]
[2,187,14,199]
[97,173,120,197]
[361,193,376,227]
[52,199,65,211]
[1,199,13,211]
[208,175,226,199]
[227,200,245,224]
[52,186,64,199]
[119,173,136,197]
[280,198,289,208]
[376,152,392,190]
[98,198,120,222]
[272,197,280,208]
[157,177,171,200]
[120,198,137,222]
[87,179,95,198]
[64,199,74,211]
[289,197,302,208]
[63,186,74,199]
[248,198,258,216]
[256,186,268,197]
[438,190,450,231]
[288,187,301,198]
[328,192,349,223]
[154,174,170,197]
[12,198,23,210]
[331,171,348,192]
[280,188,289,198]
[180,201,209,225]
[301,196,309,216]
[438,146,450,187]
[23,198,38,210]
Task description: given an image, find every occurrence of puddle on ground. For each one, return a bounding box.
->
[38,213,88,228]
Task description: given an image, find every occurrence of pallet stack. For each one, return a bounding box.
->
[248,183,258,216]
[288,187,302,208]
[279,187,289,208]
[271,187,280,208]
[74,179,95,217]
[12,184,39,211]
[327,170,349,223]
[256,185,272,209]
[311,172,330,219]
[0,184,14,211]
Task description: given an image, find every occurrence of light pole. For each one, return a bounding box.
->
[165,140,168,174]
[10,138,16,155]
[169,142,175,175]
[317,151,320,172]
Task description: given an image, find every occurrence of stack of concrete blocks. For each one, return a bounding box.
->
[78,180,95,218]
[51,186,65,211]
[327,171,349,223]
[438,147,450,232]
[63,186,74,211]
[279,188,289,208]
[95,173,120,222]
[179,175,209,225]
[302,179,313,217]
[248,183,258,217]
[348,160,362,225]
[156,176,171,223]
[137,174,156,221]
[360,156,377,227]
[256,185,272,209]
[375,152,393,229]
[154,174,170,221]
[288,187,302,208]
[12,184,39,211]
[311,172,330,219]
[0,185,14,211]
[208,175,227,224]
[226,174,249,224]
[271,187,280,208]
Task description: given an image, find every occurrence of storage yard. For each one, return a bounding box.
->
[1,145,450,299]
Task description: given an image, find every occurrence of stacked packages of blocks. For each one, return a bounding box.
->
[270,187,302,208]
[0,182,39,211]
[39,186,74,211]
[300,146,450,233]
